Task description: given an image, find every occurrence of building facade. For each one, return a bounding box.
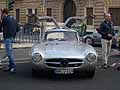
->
[0,0,120,29]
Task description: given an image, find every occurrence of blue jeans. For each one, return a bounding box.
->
[4,38,16,69]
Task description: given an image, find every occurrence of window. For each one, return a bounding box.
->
[86,7,93,25]
[47,8,52,16]
[28,9,37,23]
[28,9,32,23]
[109,8,120,26]
[16,9,20,23]
[34,9,37,23]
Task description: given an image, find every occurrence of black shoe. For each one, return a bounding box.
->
[3,67,16,73]
[3,67,11,72]
[9,68,16,73]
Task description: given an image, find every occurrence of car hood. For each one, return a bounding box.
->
[45,42,86,58]
[32,41,97,59]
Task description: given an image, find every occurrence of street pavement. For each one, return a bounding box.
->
[0,57,120,90]
[0,43,33,49]
[0,43,120,90]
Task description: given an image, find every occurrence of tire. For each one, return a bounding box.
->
[117,67,120,71]
[32,68,51,78]
[85,69,95,78]
[118,41,120,51]
[82,68,95,78]
[32,68,40,77]
[85,37,94,45]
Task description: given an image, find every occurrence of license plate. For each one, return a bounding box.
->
[55,68,73,74]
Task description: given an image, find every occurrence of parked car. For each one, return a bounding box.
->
[115,30,120,50]
[31,16,98,78]
[82,29,119,47]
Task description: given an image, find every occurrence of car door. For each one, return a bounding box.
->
[92,32,101,44]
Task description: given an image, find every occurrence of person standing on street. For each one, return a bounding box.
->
[99,13,115,68]
[0,8,17,73]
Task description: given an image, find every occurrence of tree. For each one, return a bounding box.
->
[8,0,14,11]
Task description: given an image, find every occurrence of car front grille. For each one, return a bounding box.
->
[45,58,84,68]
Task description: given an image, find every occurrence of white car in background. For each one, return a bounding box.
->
[83,29,119,47]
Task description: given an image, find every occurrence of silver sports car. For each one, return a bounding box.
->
[31,16,98,78]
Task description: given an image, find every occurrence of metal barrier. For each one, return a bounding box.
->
[14,16,61,43]
[14,25,41,43]
[0,16,61,44]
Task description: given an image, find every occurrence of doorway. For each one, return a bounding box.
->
[63,0,76,22]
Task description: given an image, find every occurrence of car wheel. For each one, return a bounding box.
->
[86,70,95,78]
[32,68,50,78]
[85,38,93,45]
[118,41,120,51]
[32,68,40,77]
[83,68,95,78]
[117,67,120,71]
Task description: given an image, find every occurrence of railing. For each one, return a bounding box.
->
[15,25,41,43]
[0,15,64,44]
[13,16,62,43]
[0,25,41,43]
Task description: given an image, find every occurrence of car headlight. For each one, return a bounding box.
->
[32,53,42,62]
[86,53,96,62]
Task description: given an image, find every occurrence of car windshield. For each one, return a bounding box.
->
[44,31,77,42]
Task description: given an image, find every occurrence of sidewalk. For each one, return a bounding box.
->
[95,47,120,56]
[0,43,32,67]
[0,43,33,49]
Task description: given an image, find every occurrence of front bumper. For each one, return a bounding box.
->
[32,59,97,74]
